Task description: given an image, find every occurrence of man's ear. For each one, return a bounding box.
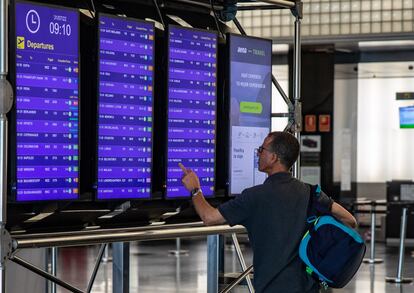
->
[271,153,279,164]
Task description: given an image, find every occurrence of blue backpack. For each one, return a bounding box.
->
[299,185,366,289]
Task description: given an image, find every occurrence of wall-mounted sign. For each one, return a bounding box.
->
[301,135,321,152]
[301,166,320,185]
[304,115,317,132]
[319,114,331,132]
[396,92,414,100]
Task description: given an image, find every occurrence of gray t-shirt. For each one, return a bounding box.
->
[219,172,322,293]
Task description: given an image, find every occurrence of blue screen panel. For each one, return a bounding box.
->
[166,26,217,198]
[399,106,414,129]
[228,34,272,195]
[15,2,80,201]
[97,15,154,200]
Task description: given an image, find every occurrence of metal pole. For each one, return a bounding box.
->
[369,265,375,293]
[10,256,84,293]
[0,117,10,231]
[259,0,295,7]
[103,244,109,263]
[272,75,293,109]
[207,235,219,293]
[86,244,107,293]
[0,0,7,75]
[292,16,302,179]
[0,256,4,293]
[369,209,376,260]
[396,208,407,280]
[13,224,246,249]
[51,247,57,293]
[231,234,254,292]
[363,202,383,264]
[386,207,413,283]
[0,115,6,293]
[168,238,189,256]
[113,242,130,293]
[0,0,13,291]
[233,17,247,35]
[237,4,291,11]
[45,250,49,293]
[0,0,7,288]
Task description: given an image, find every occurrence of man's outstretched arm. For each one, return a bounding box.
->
[179,163,226,226]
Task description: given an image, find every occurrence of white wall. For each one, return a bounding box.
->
[333,64,358,183]
[271,65,289,131]
[357,62,414,182]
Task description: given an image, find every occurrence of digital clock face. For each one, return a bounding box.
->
[49,22,72,36]
[14,2,80,201]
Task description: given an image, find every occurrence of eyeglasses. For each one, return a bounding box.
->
[257,146,272,154]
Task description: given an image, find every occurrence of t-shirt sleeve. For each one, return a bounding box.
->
[218,190,254,226]
[314,189,334,215]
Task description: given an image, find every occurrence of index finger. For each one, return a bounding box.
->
[178,163,188,175]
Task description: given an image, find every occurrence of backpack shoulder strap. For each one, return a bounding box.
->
[306,183,320,224]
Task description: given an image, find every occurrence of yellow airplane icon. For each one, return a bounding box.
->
[17,36,25,49]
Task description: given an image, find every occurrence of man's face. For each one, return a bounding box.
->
[257,136,275,173]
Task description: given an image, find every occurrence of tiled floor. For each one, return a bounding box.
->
[56,238,414,292]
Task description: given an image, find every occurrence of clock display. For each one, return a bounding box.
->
[49,22,71,36]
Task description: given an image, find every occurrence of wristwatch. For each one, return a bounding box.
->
[190,188,202,197]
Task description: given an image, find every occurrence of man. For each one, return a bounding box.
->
[179,131,356,293]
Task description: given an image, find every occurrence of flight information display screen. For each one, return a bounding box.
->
[166,26,217,198]
[14,2,79,201]
[97,15,154,200]
[228,34,271,195]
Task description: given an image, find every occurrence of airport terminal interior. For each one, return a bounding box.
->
[1,0,414,292]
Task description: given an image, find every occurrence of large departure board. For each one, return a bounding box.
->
[228,34,271,195]
[15,2,79,201]
[97,15,154,200]
[166,26,217,198]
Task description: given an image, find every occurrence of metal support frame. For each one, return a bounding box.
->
[10,227,246,293]
[86,243,107,293]
[291,15,302,179]
[13,224,245,249]
[10,256,84,293]
[272,75,293,110]
[233,17,247,35]
[363,202,383,264]
[10,243,108,293]
[238,0,295,9]
[386,207,413,284]
[220,265,253,293]
[231,233,254,292]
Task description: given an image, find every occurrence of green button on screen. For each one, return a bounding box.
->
[240,101,263,114]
